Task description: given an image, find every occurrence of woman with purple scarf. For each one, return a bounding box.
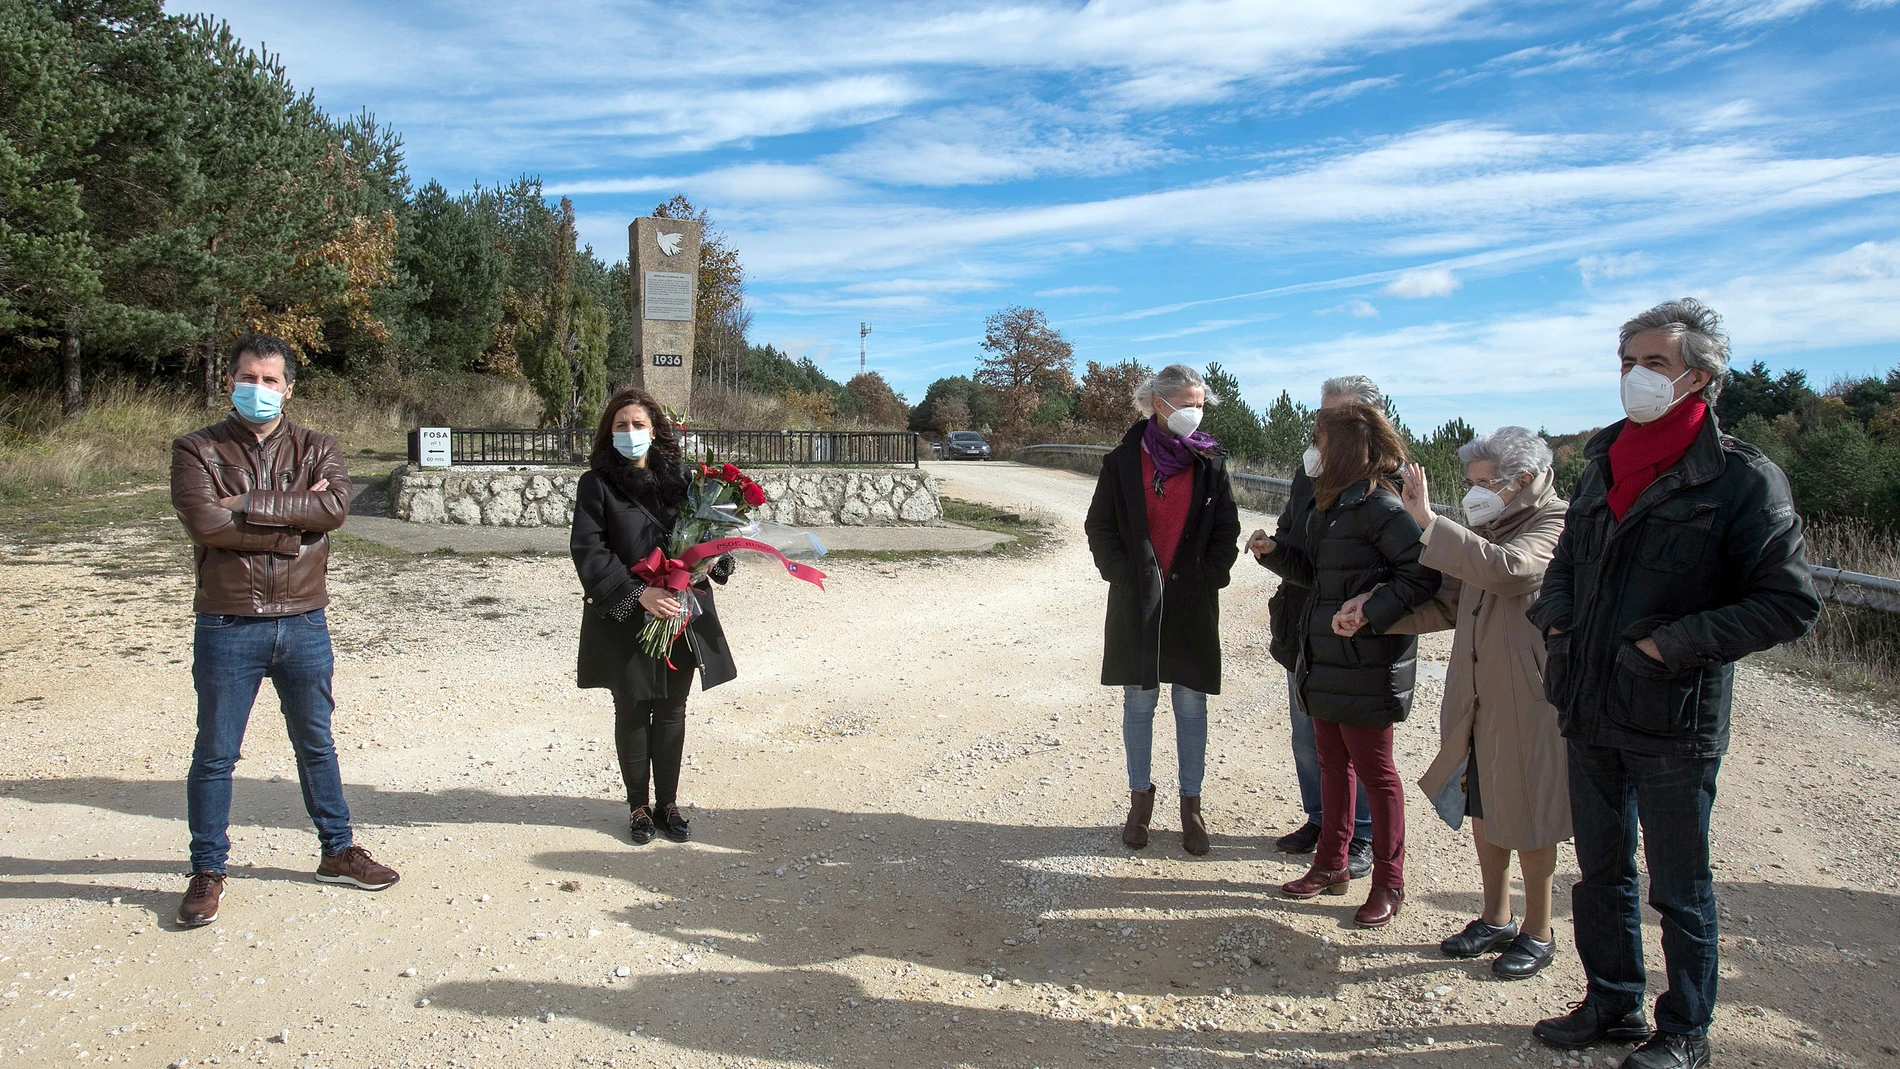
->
[1084,365,1242,856]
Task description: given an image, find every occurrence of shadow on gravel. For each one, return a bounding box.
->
[9,779,1894,1066]
[0,855,330,925]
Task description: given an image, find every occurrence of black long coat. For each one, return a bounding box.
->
[1259,480,1440,727]
[1084,420,1242,695]
[570,468,737,700]
[1528,414,1818,758]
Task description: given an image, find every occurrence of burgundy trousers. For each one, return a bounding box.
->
[1312,718,1406,890]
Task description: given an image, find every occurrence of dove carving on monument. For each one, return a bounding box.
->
[656,231,683,256]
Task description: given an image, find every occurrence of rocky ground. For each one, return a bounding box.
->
[1,461,1896,1069]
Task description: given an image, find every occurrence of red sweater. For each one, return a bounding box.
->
[1141,447,1194,574]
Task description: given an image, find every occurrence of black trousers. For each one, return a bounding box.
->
[612,661,694,810]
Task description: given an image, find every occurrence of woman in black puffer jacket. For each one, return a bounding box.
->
[1253,401,1439,928]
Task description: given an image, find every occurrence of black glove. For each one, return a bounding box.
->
[709,553,737,584]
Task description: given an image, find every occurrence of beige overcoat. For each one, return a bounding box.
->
[1394,470,1571,851]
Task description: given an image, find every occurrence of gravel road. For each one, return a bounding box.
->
[2,460,1896,1069]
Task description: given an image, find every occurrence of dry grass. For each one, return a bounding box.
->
[0,374,541,498]
[689,381,906,432]
[1763,517,1900,696]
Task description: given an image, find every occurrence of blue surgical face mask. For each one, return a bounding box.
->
[231,382,285,424]
[613,428,652,459]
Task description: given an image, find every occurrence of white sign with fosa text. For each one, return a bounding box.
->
[418,427,451,469]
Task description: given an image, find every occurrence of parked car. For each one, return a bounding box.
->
[942,431,992,461]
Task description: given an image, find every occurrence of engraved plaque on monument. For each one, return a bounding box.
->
[643,271,694,322]
[629,217,704,414]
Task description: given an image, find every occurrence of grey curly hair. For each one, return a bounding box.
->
[1618,298,1730,404]
[1458,426,1553,480]
[1133,364,1223,417]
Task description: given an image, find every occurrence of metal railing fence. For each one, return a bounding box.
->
[418,427,920,468]
[1013,443,1900,613]
[690,430,920,468]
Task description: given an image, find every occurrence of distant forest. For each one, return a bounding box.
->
[0,0,910,431]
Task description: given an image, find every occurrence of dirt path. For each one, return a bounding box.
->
[2,461,1896,1069]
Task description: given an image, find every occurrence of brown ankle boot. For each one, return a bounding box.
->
[1180,795,1209,855]
[1122,786,1155,849]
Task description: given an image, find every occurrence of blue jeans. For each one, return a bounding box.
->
[1567,739,1722,1037]
[1289,672,1372,839]
[1122,685,1207,796]
[188,610,353,873]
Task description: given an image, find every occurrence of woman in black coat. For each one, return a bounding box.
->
[570,386,737,845]
[1084,364,1242,857]
[1253,401,1439,927]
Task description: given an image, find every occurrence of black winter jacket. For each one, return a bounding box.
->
[1084,420,1243,695]
[1527,414,1819,758]
[570,468,737,700]
[1259,479,1441,727]
[1263,467,1318,670]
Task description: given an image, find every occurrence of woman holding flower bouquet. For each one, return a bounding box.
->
[571,387,738,845]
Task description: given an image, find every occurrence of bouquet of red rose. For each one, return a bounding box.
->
[633,459,825,664]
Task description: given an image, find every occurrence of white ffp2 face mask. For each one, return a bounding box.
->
[1302,444,1322,477]
[1462,484,1507,525]
[1163,403,1203,438]
[1621,364,1694,424]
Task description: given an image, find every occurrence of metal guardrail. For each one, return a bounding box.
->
[416,427,919,468]
[1808,566,1900,614]
[1016,443,1900,615]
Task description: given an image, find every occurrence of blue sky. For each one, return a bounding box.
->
[204,0,1900,434]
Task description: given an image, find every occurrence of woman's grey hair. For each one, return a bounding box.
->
[1458,425,1553,480]
[1320,374,1381,407]
[1133,364,1221,417]
[1618,298,1730,403]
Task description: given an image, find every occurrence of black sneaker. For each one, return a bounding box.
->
[1493,931,1555,979]
[1441,917,1518,958]
[629,806,656,846]
[659,803,691,843]
[1621,1032,1710,1068]
[1533,1000,1652,1050]
[1346,837,1373,879]
[1274,821,1321,854]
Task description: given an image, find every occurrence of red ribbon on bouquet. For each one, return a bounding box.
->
[631,548,694,592]
[630,538,827,592]
[681,536,827,590]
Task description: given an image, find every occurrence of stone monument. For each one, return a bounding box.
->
[628,217,703,415]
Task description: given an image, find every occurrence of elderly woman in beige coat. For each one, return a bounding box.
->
[1374,427,1570,979]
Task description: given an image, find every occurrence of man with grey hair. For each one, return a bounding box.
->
[1247,375,1379,873]
[1528,299,1818,1068]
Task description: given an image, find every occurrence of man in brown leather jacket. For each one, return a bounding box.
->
[170,333,400,928]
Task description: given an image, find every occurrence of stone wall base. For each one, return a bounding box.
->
[388,466,940,527]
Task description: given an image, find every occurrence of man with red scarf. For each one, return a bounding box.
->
[1528,300,1819,1069]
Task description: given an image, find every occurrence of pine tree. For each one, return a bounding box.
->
[1201,362,1266,463]
[1260,390,1315,469]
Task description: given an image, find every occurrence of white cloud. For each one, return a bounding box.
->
[1036,284,1121,297]
[722,122,1900,284]
[1822,239,1900,279]
[1577,252,1648,285]
[1384,267,1462,298]
[828,105,1168,187]
[1318,300,1382,317]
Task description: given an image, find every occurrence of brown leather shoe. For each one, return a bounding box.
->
[1282,865,1351,899]
[315,845,400,890]
[1122,786,1155,849]
[177,871,225,927]
[1355,886,1405,928]
[1180,795,1209,856]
